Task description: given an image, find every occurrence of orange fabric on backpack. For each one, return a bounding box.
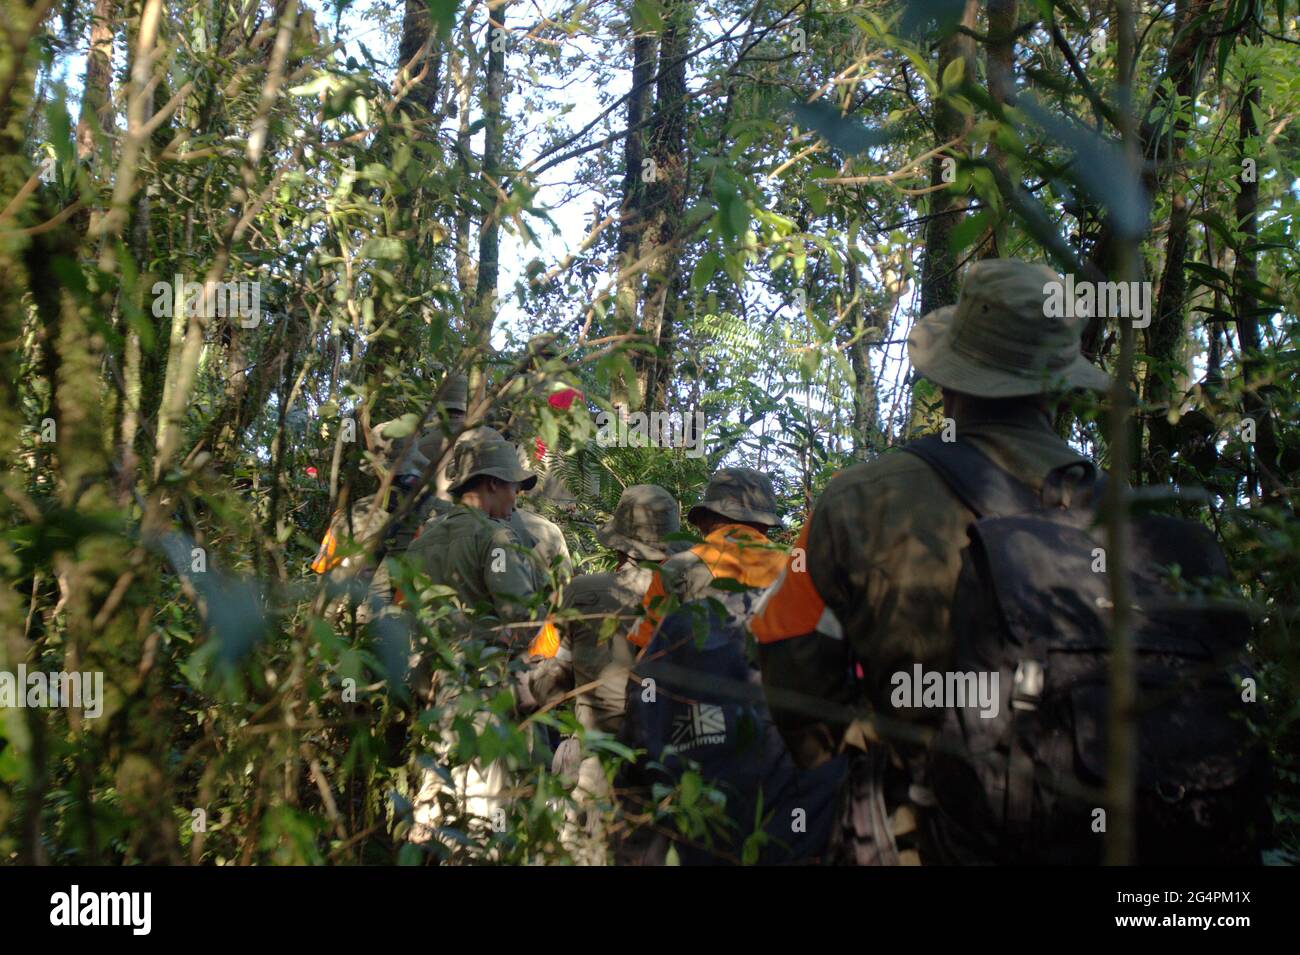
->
[749,523,828,645]
[628,523,787,648]
[310,526,340,574]
[527,617,561,658]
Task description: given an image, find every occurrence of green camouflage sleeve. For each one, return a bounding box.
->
[482,523,540,642]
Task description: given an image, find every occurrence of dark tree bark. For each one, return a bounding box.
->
[76,0,117,161]
[1145,0,1217,483]
[1232,52,1285,505]
[471,0,509,395]
[918,0,978,317]
[980,0,1016,259]
[609,12,658,409]
[398,0,443,118]
[636,0,690,410]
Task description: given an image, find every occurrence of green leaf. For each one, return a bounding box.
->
[713,174,749,242]
[941,56,965,92]
[380,413,420,439]
[360,237,405,260]
[539,408,560,453]
[789,101,896,155]
[804,181,828,215]
[351,95,370,127]
[692,251,721,291]
[426,0,461,41]
[799,347,821,380]
[45,94,73,170]
[948,209,992,253]
[1016,95,1150,239]
[899,0,968,41]
[632,0,665,33]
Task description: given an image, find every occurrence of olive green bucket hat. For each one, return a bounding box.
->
[440,372,469,413]
[597,484,688,561]
[414,373,469,462]
[687,468,781,529]
[907,258,1113,398]
[446,427,538,495]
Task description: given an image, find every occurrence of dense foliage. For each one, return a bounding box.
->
[0,0,1296,864]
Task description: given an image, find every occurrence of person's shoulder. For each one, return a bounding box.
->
[409,506,451,545]
[513,506,564,542]
[659,546,705,576]
[563,571,618,606]
[568,570,617,591]
[485,515,527,549]
[809,445,961,545]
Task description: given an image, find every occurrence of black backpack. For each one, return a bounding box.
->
[903,436,1269,865]
[619,593,847,865]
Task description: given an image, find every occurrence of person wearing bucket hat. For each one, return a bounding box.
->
[906,260,1113,398]
[527,484,690,731]
[749,258,1109,862]
[628,468,787,649]
[404,427,547,850]
[406,427,542,636]
[411,371,468,502]
[310,372,472,606]
[515,484,689,864]
[421,417,570,589]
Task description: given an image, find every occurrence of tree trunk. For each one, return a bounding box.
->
[980,0,1016,259]
[76,0,117,162]
[610,17,657,408]
[1232,48,1284,505]
[452,8,476,305]
[471,0,509,399]
[399,0,442,118]
[918,0,978,317]
[635,0,690,410]
[1144,0,1214,483]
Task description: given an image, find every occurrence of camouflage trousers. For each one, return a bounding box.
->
[406,663,548,860]
[550,738,611,866]
[409,724,511,854]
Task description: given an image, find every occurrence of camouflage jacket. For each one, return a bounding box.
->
[510,507,573,589]
[559,564,652,732]
[750,406,1088,769]
[407,505,541,647]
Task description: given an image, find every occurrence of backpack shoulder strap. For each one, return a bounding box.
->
[901,436,1040,519]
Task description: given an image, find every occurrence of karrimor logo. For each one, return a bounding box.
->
[0,666,103,718]
[152,273,261,328]
[50,885,151,935]
[1043,274,1152,328]
[668,702,727,752]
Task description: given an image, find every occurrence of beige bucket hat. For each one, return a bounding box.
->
[907,259,1113,398]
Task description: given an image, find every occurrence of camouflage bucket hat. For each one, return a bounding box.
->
[597,484,688,562]
[446,427,538,495]
[440,372,469,413]
[414,373,469,461]
[371,416,427,477]
[396,441,431,478]
[908,258,1113,398]
[687,468,781,529]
